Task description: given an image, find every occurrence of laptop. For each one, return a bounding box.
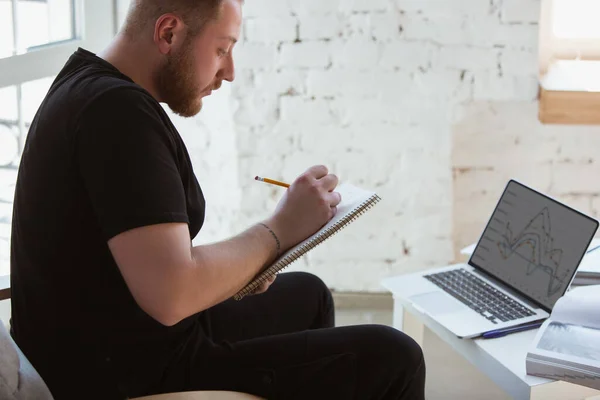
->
[396,179,598,339]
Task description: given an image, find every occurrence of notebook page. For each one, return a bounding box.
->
[551,285,600,329]
[271,183,376,263]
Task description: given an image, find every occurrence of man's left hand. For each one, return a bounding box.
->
[252,274,277,295]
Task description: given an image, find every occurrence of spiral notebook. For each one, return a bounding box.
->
[234,183,381,300]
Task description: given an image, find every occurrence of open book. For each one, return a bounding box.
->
[233,183,381,300]
[525,285,600,390]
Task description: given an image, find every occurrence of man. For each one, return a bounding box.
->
[10,0,426,399]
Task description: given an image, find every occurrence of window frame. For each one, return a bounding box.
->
[0,0,117,89]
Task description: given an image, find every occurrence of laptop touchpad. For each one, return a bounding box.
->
[410,291,464,316]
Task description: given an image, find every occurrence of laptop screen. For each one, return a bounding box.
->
[469,180,599,312]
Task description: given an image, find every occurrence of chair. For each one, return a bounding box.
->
[0,280,263,400]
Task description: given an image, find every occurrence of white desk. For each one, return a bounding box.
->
[382,274,600,400]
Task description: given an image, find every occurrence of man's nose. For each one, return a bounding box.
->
[222,54,235,82]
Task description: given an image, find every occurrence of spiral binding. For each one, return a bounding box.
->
[233,193,382,301]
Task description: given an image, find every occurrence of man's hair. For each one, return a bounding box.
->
[123,0,225,37]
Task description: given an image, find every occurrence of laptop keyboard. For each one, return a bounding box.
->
[424,268,536,324]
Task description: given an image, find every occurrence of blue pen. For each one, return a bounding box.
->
[481,321,544,339]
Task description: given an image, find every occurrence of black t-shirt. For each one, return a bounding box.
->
[10,48,206,399]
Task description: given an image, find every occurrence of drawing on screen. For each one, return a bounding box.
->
[497,207,568,297]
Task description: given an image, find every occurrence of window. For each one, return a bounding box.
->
[0,0,116,275]
[539,0,600,124]
[0,0,76,59]
[552,0,600,39]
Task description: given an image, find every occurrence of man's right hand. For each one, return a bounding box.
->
[265,165,342,251]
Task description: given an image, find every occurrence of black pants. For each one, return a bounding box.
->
[161,272,426,400]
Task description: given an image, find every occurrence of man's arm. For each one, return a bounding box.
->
[108,220,279,326]
[108,166,341,326]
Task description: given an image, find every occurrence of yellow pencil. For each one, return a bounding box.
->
[255,176,290,188]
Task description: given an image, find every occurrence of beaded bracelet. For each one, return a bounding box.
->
[259,223,281,256]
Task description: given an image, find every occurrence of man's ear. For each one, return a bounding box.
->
[154,14,184,55]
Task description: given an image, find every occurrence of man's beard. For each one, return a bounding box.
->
[156,41,203,118]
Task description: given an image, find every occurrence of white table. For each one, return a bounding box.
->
[381,274,600,400]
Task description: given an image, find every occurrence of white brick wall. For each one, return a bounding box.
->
[339,0,391,13]
[500,48,539,76]
[244,17,298,43]
[234,43,278,70]
[394,0,494,17]
[279,42,332,68]
[502,0,541,24]
[473,71,539,101]
[331,39,382,70]
[380,41,433,71]
[243,0,292,18]
[433,46,499,72]
[299,15,343,41]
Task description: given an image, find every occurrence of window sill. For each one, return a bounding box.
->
[539,60,600,125]
[539,88,600,124]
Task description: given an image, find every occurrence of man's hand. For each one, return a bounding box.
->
[251,274,277,295]
[266,165,342,252]
[249,165,340,296]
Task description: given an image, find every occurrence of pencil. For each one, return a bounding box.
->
[255,176,290,188]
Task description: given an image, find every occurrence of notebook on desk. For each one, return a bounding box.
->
[391,180,598,339]
[234,183,381,300]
